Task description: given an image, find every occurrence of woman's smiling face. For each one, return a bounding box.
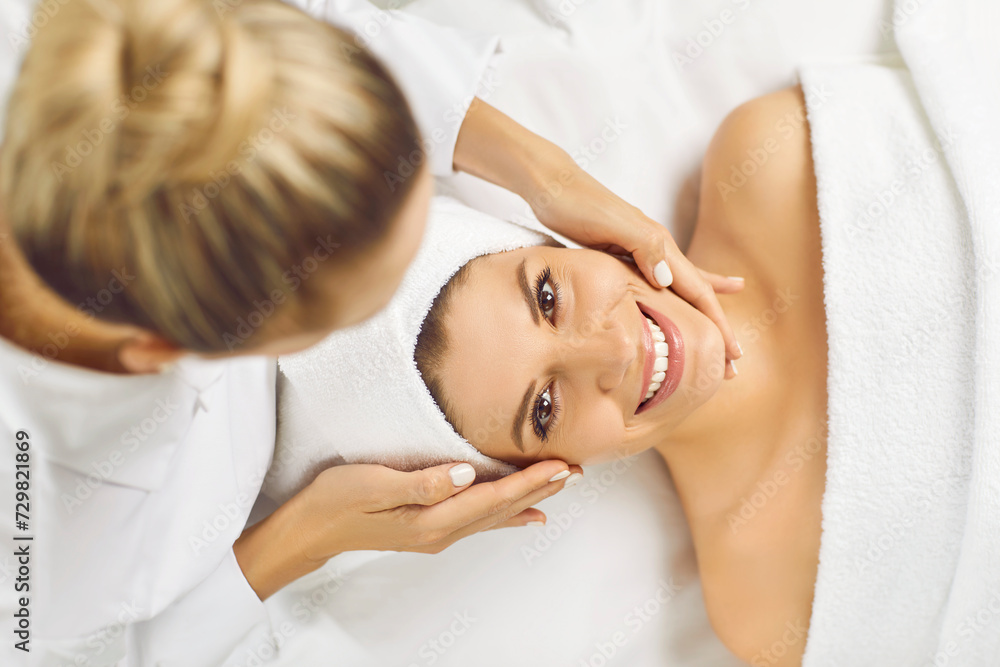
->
[430,246,728,467]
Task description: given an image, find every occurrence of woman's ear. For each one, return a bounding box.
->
[117,332,185,374]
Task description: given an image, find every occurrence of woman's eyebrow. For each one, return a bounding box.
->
[517,259,540,325]
[511,379,535,453]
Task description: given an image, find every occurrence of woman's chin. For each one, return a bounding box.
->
[636,303,726,434]
[678,333,727,411]
[648,290,726,404]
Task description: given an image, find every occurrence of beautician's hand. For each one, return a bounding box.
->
[454,99,745,377]
[234,460,581,599]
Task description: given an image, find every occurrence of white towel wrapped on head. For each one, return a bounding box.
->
[264,196,552,505]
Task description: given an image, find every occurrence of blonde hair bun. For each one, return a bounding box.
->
[2,0,422,352]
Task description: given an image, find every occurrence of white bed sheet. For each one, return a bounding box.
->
[263,1,893,665]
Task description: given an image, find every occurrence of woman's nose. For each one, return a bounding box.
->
[560,313,635,392]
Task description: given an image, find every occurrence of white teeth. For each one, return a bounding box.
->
[642,314,670,405]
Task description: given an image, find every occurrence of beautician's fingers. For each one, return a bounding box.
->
[485,508,548,531]
[381,462,484,509]
[418,466,584,551]
[664,252,744,365]
[368,459,559,510]
[699,269,746,295]
[511,156,743,361]
[416,462,581,536]
[594,215,743,364]
[289,463,575,562]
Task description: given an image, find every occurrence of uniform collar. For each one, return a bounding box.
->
[0,335,225,491]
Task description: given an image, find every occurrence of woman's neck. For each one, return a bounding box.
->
[654,304,781,507]
[652,261,824,528]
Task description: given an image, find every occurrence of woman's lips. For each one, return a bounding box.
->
[635,303,684,415]
[637,311,655,412]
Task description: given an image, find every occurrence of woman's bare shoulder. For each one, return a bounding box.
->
[693,86,820,285]
[701,86,813,207]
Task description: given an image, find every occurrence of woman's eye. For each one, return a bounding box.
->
[538,281,556,319]
[533,267,559,323]
[535,387,553,430]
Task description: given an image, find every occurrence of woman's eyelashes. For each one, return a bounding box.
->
[534,266,560,322]
[532,383,560,442]
[531,265,562,442]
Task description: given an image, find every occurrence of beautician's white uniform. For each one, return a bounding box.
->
[0,1,499,665]
[0,343,277,667]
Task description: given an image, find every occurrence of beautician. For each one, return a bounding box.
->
[0,0,742,665]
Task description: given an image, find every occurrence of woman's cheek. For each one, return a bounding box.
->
[569,408,632,465]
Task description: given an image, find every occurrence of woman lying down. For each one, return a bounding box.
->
[271,71,991,665]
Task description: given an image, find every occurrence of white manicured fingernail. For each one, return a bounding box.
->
[526,521,545,527]
[564,472,584,488]
[449,463,476,487]
[729,359,738,376]
[736,342,744,357]
[549,470,571,482]
[653,261,673,288]
[727,275,745,282]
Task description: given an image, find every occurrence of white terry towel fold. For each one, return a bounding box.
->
[800,0,1000,664]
